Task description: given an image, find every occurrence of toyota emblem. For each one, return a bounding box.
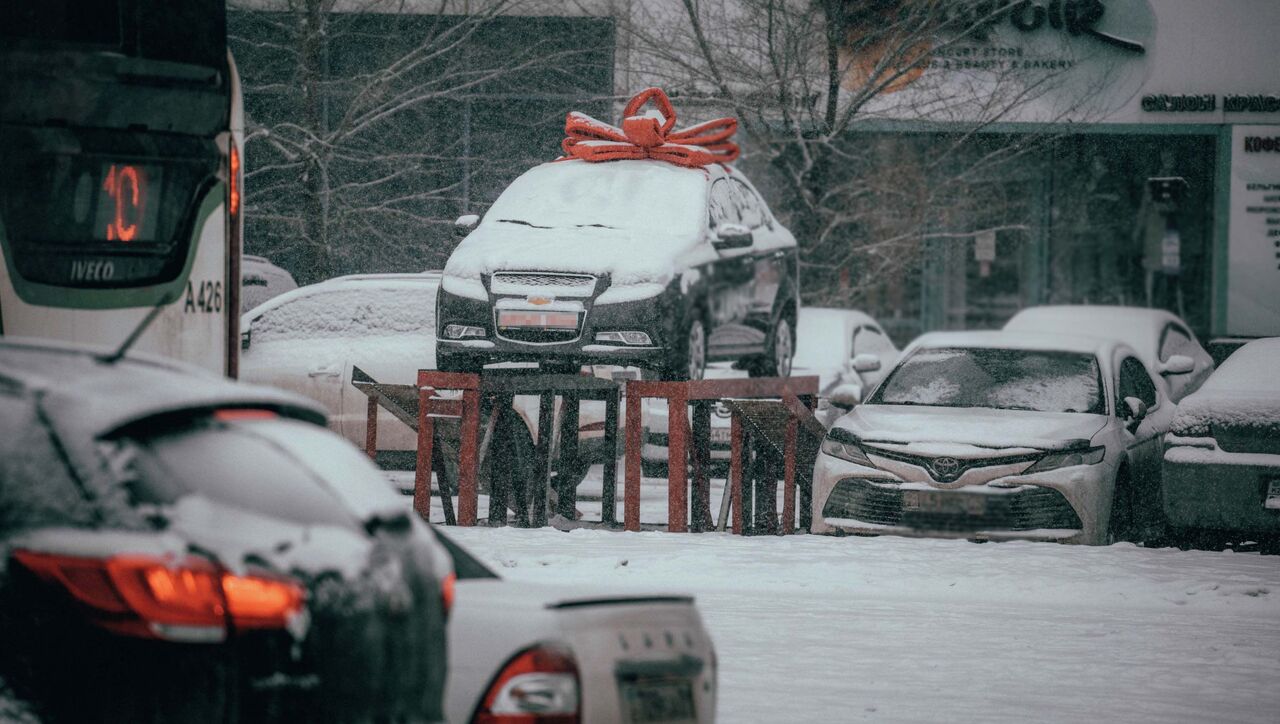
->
[930,456,963,481]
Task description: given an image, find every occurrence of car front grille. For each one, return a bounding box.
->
[822,478,1082,532]
[496,328,581,344]
[863,445,1040,483]
[490,271,598,297]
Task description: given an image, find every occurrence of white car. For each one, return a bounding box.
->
[1003,305,1213,402]
[1163,337,1280,551]
[240,253,297,312]
[792,307,899,404]
[434,532,717,723]
[642,307,900,473]
[239,272,618,493]
[812,331,1175,545]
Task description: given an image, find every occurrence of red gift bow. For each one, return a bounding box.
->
[560,87,739,168]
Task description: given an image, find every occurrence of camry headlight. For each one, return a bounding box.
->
[1025,445,1105,474]
[820,428,876,467]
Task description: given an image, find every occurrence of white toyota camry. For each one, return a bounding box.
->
[811,331,1175,545]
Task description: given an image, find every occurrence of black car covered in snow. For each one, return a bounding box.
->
[0,340,449,723]
[436,159,799,380]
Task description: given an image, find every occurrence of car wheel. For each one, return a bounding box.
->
[663,317,707,381]
[748,316,793,378]
[1107,468,1134,544]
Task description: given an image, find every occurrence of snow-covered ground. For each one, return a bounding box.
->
[399,469,1280,723]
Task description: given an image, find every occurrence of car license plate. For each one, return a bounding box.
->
[903,491,985,516]
[1266,478,1280,510]
[709,428,731,444]
[496,310,578,330]
[620,678,696,724]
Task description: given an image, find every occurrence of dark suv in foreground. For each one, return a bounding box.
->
[0,340,449,723]
[437,159,799,380]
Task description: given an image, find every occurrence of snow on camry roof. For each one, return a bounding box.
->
[909,330,1113,356]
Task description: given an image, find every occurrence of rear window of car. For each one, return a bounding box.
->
[119,418,359,529]
[252,283,438,343]
[870,347,1105,414]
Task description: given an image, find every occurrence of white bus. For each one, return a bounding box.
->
[0,1,243,376]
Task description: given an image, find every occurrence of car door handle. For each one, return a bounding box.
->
[308,364,342,378]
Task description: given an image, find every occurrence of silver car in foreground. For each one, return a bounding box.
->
[433,534,717,723]
[812,331,1174,545]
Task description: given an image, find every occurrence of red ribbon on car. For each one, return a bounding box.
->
[560,87,739,168]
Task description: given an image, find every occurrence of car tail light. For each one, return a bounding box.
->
[213,408,279,422]
[472,644,580,724]
[221,571,307,629]
[12,551,305,642]
[442,572,456,618]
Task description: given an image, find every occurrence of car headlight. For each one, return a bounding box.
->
[1024,445,1105,474]
[443,324,486,340]
[820,428,876,467]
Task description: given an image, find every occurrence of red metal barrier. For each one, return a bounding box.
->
[359,367,818,533]
[623,376,820,534]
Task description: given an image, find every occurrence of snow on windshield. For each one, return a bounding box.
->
[254,284,437,342]
[482,160,706,234]
[872,348,1105,414]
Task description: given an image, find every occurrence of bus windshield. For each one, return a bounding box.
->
[2,0,227,71]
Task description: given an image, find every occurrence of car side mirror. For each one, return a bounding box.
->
[852,354,881,374]
[712,224,753,251]
[829,383,862,410]
[1159,354,1195,376]
[454,214,480,237]
[1122,396,1147,430]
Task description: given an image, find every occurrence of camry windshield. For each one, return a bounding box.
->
[870,347,1105,414]
[482,161,706,233]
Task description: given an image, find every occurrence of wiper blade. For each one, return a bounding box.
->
[496,218,552,229]
[575,223,616,229]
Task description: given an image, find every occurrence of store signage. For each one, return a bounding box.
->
[944,1,1147,53]
[1243,136,1280,153]
[1227,125,1280,335]
[1141,94,1280,114]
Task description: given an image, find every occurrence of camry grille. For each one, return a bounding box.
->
[864,446,1040,483]
[822,478,1081,531]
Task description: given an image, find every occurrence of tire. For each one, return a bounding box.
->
[1107,468,1134,544]
[662,316,707,381]
[748,316,794,378]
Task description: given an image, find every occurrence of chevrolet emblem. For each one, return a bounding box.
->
[527,295,554,306]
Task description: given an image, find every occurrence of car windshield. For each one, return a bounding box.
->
[253,282,437,343]
[482,161,706,235]
[870,347,1106,414]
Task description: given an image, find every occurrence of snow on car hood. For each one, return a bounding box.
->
[444,220,708,286]
[835,404,1109,451]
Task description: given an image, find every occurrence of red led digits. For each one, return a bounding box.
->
[102,164,144,242]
